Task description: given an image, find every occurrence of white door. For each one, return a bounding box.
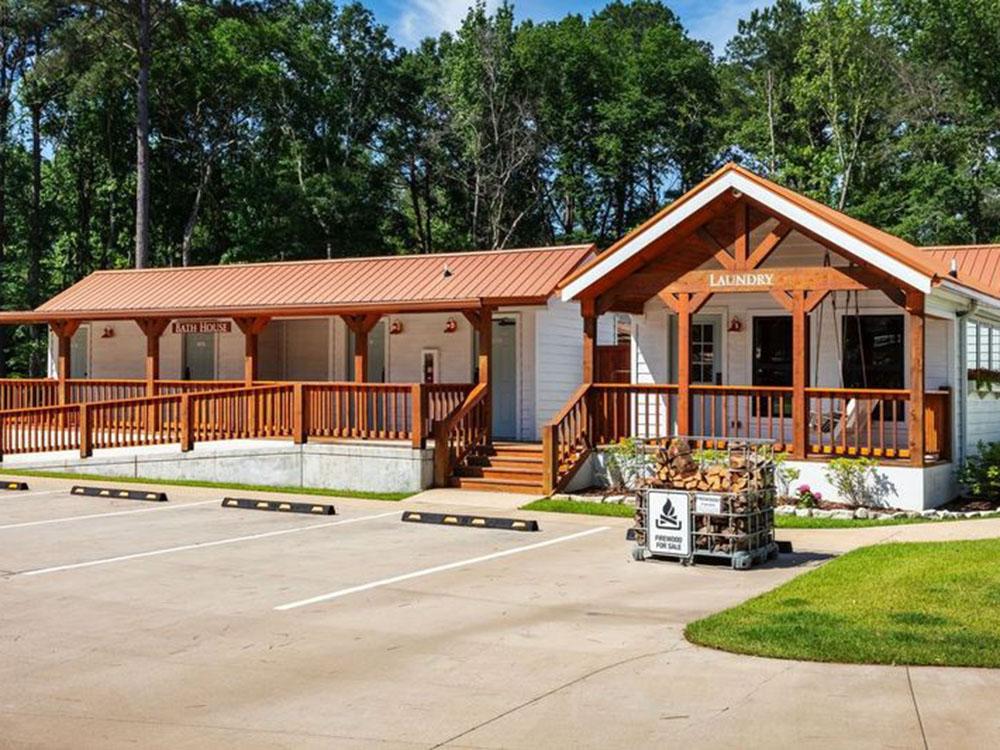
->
[70,326,89,378]
[690,315,722,438]
[492,316,518,440]
[184,333,216,380]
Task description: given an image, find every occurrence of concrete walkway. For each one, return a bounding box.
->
[404,486,542,510]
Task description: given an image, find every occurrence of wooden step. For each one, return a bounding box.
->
[455,465,543,482]
[449,476,544,493]
[466,454,542,471]
[479,443,543,459]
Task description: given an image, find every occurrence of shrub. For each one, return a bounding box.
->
[774,451,800,498]
[795,484,822,508]
[602,437,652,491]
[823,457,888,507]
[957,441,1000,501]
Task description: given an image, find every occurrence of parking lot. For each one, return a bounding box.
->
[1,477,999,749]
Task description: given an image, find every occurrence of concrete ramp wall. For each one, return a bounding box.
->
[4,440,434,494]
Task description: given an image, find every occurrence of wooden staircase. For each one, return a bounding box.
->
[449,441,545,494]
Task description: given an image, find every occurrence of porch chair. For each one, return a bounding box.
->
[808,397,875,454]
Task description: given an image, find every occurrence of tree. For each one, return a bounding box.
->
[793,0,897,210]
[440,1,542,249]
[721,0,812,177]
[79,0,175,268]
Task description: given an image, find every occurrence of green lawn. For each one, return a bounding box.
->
[775,514,936,529]
[520,498,635,518]
[775,512,999,529]
[0,468,412,502]
[686,539,1000,667]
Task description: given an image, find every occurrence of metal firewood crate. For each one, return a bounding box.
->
[631,437,779,569]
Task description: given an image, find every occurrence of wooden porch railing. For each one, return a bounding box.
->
[541,383,953,494]
[433,383,490,486]
[542,384,594,494]
[303,382,416,442]
[0,381,475,460]
[0,379,59,410]
[692,385,793,451]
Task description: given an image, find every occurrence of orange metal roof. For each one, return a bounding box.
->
[922,245,1000,295]
[560,163,1000,302]
[19,245,593,321]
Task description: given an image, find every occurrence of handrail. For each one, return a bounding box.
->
[433,382,489,487]
[541,384,593,495]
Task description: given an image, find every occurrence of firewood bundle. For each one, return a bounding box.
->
[650,438,773,496]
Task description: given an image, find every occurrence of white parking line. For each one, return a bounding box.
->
[19,510,399,576]
[0,489,69,500]
[0,499,220,531]
[274,526,610,611]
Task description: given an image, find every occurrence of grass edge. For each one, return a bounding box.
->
[0,467,412,502]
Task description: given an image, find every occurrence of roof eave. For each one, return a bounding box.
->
[561,168,936,301]
[16,298,498,324]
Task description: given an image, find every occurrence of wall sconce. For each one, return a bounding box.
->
[101,326,115,339]
[728,316,743,333]
[389,319,404,335]
[444,318,458,334]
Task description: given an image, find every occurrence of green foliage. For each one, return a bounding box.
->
[0,469,412,501]
[0,0,997,374]
[521,497,635,517]
[769,450,800,497]
[691,447,728,465]
[823,457,885,507]
[602,437,652,490]
[775,513,998,529]
[968,369,1000,393]
[957,441,1000,501]
[687,539,1000,667]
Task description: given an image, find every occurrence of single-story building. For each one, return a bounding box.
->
[1,163,999,507]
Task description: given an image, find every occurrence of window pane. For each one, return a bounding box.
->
[986,326,991,370]
[752,316,792,417]
[842,315,904,389]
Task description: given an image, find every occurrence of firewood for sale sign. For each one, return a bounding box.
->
[647,490,690,557]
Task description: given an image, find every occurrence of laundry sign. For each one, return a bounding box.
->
[646,490,690,557]
[172,320,232,334]
[708,272,774,288]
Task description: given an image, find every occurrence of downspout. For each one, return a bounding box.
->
[955,299,979,465]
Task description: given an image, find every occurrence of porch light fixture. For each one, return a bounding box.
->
[389,319,404,335]
[728,316,743,333]
[444,317,458,333]
[101,326,115,339]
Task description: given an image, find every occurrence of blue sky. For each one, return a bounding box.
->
[370,0,767,54]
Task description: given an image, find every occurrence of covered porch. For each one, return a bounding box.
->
[546,165,960,498]
[0,246,595,495]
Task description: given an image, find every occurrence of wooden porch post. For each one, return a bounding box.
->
[581,298,598,384]
[478,307,493,437]
[791,290,808,460]
[135,318,170,396]
[462,307,493,438]
[49,320,81,406]
[676,293,691,437]
[341,313,381,436]
[907,290,925,466]
[233,316,271,386]
[341,313,381,383]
